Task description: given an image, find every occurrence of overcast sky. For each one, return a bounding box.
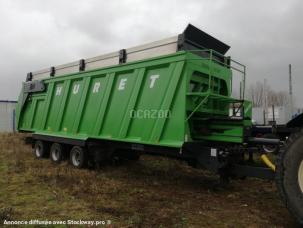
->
[0,0,302,106]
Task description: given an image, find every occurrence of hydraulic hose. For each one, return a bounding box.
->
[260,154,276,171]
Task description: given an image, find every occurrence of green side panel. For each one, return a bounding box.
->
[125,62,185,146]
[60,79,84,133]
[18,52,188,148]
[78,73,110,135]
[45,82,65,132]
[20,99,33,129]
[32,98,46,130]
[17,51,250,147]
[100,70,140,138]
[160,64,187,145]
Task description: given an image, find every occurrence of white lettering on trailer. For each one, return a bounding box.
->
[56,86,62,96]
[118,78,127,90]
[92,82,101,93]
[149,74,159,88]
[73,84,80,94]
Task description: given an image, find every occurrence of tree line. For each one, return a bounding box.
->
[247,81,289,107]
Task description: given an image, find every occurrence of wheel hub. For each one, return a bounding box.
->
[35,145,42,157]
[72,150,81,166]
[298,160,303,193]
[52,149,59,161]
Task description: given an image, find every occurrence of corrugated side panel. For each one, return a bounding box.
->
[19,54,187,148]
[0,102,16,132]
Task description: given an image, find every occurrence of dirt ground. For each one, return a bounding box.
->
[0,133,299,227]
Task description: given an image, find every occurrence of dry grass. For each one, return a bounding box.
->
[0,133,298,227]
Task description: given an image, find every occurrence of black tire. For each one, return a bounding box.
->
[70,146,87,168]
[33,140,49,159]
[276,130,303,224]
[50,143,64,163]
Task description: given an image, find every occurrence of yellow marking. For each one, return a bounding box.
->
[260,154,276,171]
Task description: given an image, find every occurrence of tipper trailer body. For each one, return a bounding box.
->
[17,51,248,147]
[16,24,303,224]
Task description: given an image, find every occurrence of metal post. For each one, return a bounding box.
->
[239,81,242,100]
[272,105,276,125]
[263,79,268,124]
[289,64,293,119]
[243,66,246,100]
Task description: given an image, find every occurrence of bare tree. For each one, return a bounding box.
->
[247,81,289,107]
[267,90,289,106]
[247,81,264,107]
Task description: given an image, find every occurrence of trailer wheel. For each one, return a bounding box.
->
[33,140,49,159]
[50,143,64,163]
[276,130,303,224]
[70,146,87,168]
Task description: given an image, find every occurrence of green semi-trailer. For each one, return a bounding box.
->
[16,24,303,224]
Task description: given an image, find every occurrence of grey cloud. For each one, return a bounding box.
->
[0,0,302,106]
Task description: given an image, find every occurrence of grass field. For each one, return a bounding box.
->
[0,133,298,227]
